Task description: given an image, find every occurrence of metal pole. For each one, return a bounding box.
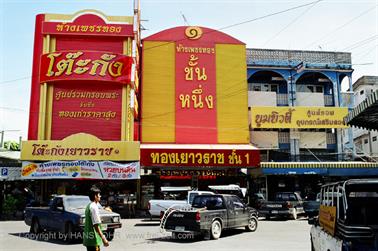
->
[0,131,4,148]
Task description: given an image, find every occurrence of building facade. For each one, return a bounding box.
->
[346,76,378,161]
[247,48,358,199]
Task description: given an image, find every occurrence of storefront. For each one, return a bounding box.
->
[20,9,142,211]
[139,26,261,208]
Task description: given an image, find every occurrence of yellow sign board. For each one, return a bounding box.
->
[251,107,348,129]
[319,205,337,236]
[21,133,140,161]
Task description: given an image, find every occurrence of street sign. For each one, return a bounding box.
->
[1,167,8,176]
[295,62,304,73]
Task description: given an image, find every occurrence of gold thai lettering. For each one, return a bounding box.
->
[184,54,207,81]
[176,44,215,54]
[56,24,64,31]
[55,52,83,76]
[179,94,191,108]
[185,67,193,80]
[73,59,91,74]
[228,150,242,164]
[195,67,207,80]
[255,108,295,127]
[192,85,204,108]
[31,144,115,156]
[45,51,126,79]
[89,54,116,76]
[108,62,123,77]
[57,110,117,120]
[205,95,213,109]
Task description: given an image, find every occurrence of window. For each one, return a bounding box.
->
[297,85,324,93]
[250,83,278,93]
[360,90,364,95]
[307,86,314,93]
[364,139,369,144]
[252,84,261,91]
[373,136,377,142]
[231,196,245,209]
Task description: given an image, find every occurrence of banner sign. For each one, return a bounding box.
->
[319,205,337,236]
[21,160,140,180]
[42,14,134,37]
[251,107,348,129]
[156,169,236,180]
[175,27,217,143]
[51,83,122,140]
[40,51,133,84]
[141,148,260,167]
[21,133,140,161]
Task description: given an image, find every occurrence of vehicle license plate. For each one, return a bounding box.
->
[271,210,278,214]
[175,226,185,231]
[101,224,108,231]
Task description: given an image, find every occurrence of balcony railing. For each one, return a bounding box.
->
[326,133,336,145]
[278,131,290,144]
[324,95,334,106]
[277,94,288,106]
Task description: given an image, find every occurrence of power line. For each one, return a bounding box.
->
[305,5,377,49]
[263,1,321,46]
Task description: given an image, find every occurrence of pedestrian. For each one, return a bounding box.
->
[83,186,109,251]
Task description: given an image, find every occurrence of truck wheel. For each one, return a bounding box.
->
[245,216,258,232]
[210,220,222,240]
[106,229,115,241]
[65,222,75,243]
[292,208,297,220]
[30,218,41,234]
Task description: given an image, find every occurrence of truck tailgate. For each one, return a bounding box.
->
[164,211,200,232]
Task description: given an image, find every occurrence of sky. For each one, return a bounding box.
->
[0,0,377,142]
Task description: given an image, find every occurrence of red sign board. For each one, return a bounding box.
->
[175,39,217,143]
[51,82,122,140]
[141,148,260,167]
[40,51,133,84]
[42,14,133,37]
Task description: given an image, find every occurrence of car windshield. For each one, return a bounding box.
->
[346,184,378,226]
[65,197,91,210]
[275,193,299,201]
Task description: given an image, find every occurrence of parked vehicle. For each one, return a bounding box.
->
[24,195,122,242]
[259,192,304,220]
[161,194,258,240]
[148,186,214,218]
[208,184,247,201]
[303,193,320,218]
[309,179,378,251]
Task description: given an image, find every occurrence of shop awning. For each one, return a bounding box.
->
[346,89,378,130]
[261,161,378,176]
[140,144,260,168]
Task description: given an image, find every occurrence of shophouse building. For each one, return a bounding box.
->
[247,49,378,200]
[139,26,260,208]
[19,5,142,216]
[345,76,378,161]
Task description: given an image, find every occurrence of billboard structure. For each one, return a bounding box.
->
[21,8,141,178]
[141,26,259,180]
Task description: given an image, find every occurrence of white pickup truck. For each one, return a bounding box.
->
[148,186,214,218]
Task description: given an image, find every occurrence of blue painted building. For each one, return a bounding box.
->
[246,48,378,199]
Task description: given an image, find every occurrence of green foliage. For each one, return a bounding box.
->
[3,141,20,151]
[2,195,18,215]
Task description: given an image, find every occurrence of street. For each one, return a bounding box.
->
[0,218,311,251]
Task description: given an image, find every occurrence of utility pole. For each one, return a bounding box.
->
[0,131,4,149]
